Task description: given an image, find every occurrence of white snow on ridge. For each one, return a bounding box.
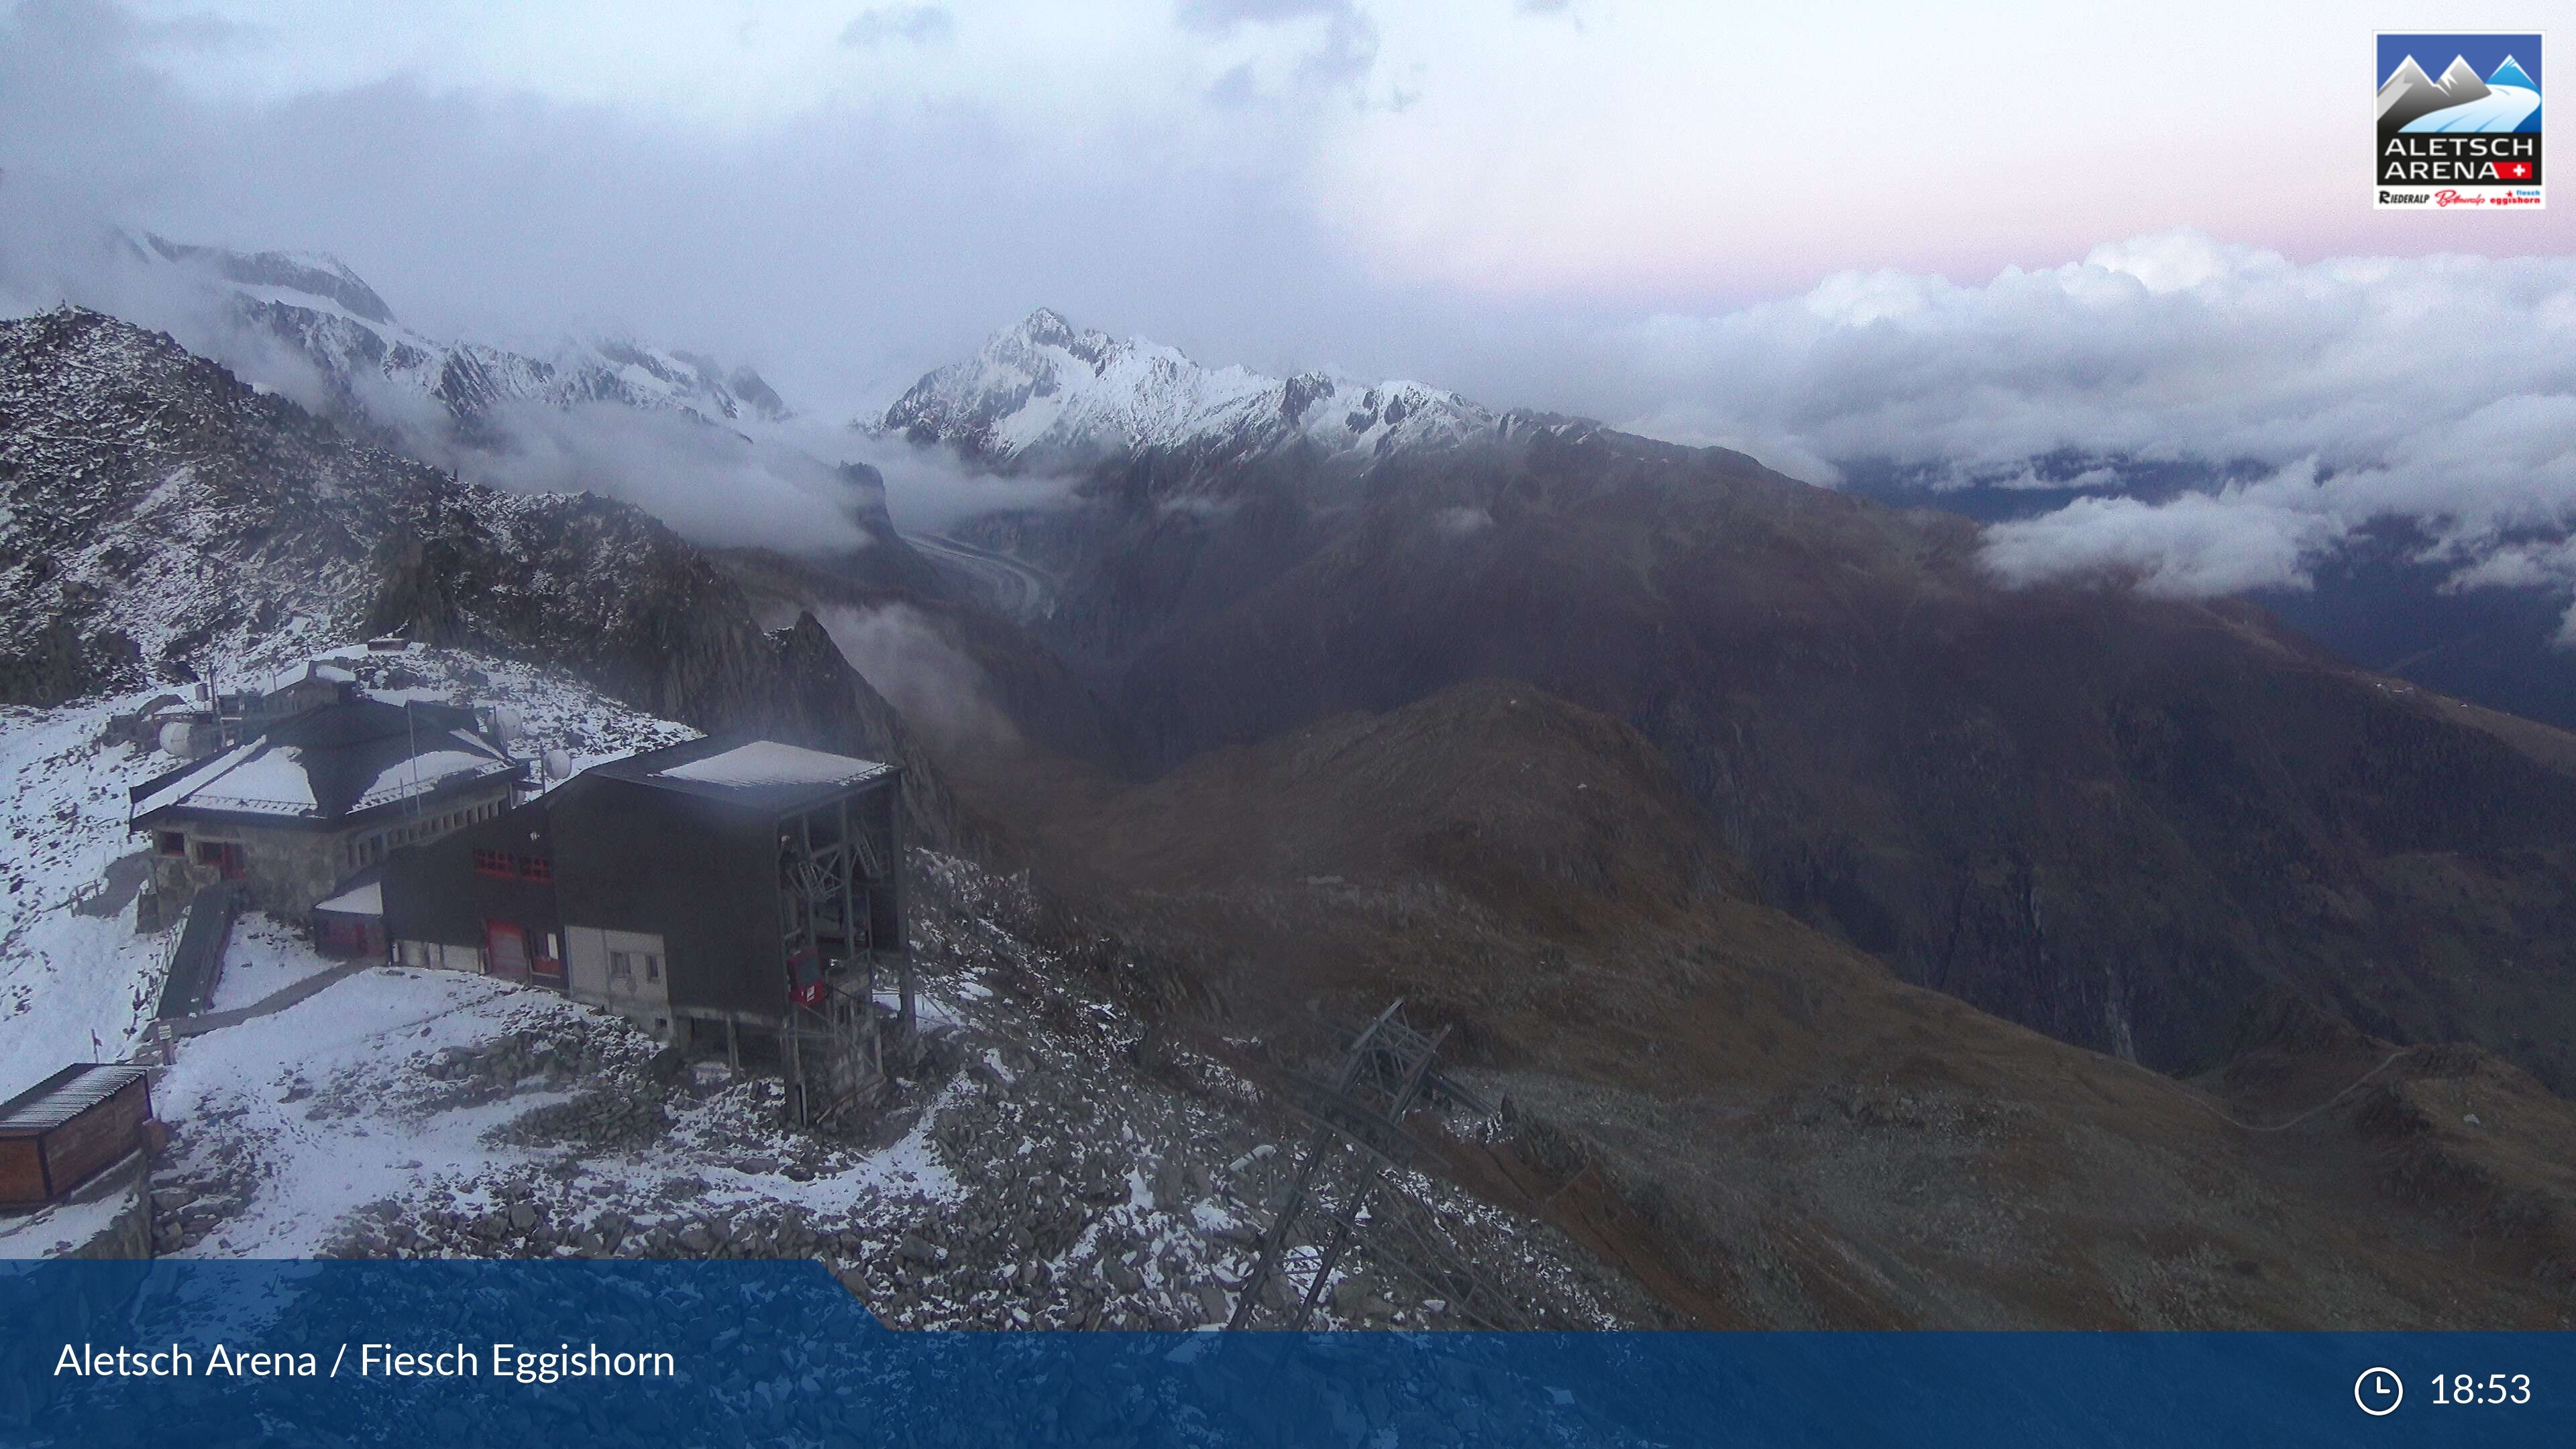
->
[879,308,1497,468]
[144,238,790,428]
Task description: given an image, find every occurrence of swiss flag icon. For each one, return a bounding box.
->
[2497,160,2534,180]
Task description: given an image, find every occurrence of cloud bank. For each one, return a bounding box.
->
[1607,233,2576,639]
[6,6,2574,639]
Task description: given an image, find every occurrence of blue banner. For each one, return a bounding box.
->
[1,1260,2567,1446]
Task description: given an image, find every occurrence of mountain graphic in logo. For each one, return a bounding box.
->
[2379,52,2542,137]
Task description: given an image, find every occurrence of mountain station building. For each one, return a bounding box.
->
[127,696,523,928]
[380,738,911,1122]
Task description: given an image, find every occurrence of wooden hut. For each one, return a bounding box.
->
[0,1065,154,1209]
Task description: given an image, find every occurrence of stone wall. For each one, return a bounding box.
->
[140,822,341,917]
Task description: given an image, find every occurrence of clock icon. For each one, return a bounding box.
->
[2356,1367,2404,1416]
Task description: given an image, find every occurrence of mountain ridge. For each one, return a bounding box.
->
[134,233,793,433]
[0,305,969,846]
[874,307,1498,471]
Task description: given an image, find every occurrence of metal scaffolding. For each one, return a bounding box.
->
[777,793,907,1125]
[1228,1000,1530,1330]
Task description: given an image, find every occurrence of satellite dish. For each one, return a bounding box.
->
[543,749,574,781]
[489,706,525,743]
[158,720,199,758]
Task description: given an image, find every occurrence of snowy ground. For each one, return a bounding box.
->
[148,963,960,1259]
[0,1162,141,1260]
[137,853,1650,1329]
[0,687,180,1099]
[318,644,699,782]
[0,642,695,1102]
[205,916,337,1012]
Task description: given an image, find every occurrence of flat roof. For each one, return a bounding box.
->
[584,737,895,814]
[315,879,382,916]
[0,1064,150,1135]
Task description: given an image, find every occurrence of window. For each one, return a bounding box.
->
[158,831,186,857]
[608,950,660,991]
[474,849,549,880]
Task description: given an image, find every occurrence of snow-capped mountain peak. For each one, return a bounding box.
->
[874,308,1496,469]
[131,234,794,430]
[140,235,397,325]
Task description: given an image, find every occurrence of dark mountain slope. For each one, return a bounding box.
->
[0,307,967,846]
[710,544,1121,770]
[1028,679,2576,1328]
[996,421,2576,1089]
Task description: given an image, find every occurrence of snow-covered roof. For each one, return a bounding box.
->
[656,741,886,790]
[269,659,356,690]
[584,737,895,812]
[352,749,513,811]
[0,1063,148,1134]
[129,699,515,826]
[129,740,262,817]
[314,880,382,916]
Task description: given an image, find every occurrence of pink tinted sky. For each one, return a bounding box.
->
[7,0,2567,392]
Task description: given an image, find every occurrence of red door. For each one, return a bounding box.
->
[484,921,530,979]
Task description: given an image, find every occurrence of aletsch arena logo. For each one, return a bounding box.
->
[2376,32,2545,209]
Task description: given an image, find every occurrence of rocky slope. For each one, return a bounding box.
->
[712,544,1121,771]
[0,307,965,845]
[1011,679,2576,1328]
[121,234,947,596]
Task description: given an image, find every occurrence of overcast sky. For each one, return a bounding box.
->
[4,0,2561,398]
[5,0,2573,629]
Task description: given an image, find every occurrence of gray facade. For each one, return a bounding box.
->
[142,784,514,920]
[382,737,908,1118]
